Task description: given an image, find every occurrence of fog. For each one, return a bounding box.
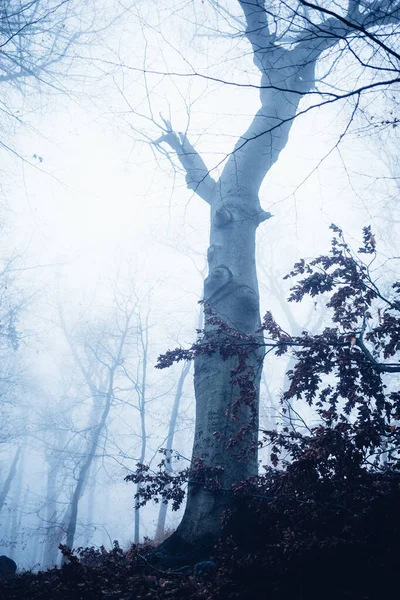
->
[0,0,398,571]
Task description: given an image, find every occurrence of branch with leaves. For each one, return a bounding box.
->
[154,225,400,470]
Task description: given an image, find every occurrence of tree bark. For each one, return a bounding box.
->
[171,187,268,552]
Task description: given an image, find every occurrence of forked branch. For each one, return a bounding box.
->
[155,118,216,204]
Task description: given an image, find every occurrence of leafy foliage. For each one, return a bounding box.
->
[1,471,399,599]
[147,225,400,493]
[263,224,400,471]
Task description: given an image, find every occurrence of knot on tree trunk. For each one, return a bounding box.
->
[237,285,259,314]
[213,197,271,228]
[258,209,273,224]
[207,244,222,264]
[204,265,232,299]
[214,207,232,227]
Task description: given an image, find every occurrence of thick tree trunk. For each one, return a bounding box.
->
[157,88,306,562]
[157,73,306,558]
[169,189,267,552]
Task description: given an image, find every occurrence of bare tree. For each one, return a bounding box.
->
[0,0,131,161]
[0,254,32,536]
[41,448,67,568]
[0,0,87,151]
[0,1,79,86]
[43,285,163,552]
[137,0,400,554]
[60,300,140,549]
[118,305,152,544]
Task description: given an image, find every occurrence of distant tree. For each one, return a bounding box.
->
[0,447,22,514]
[0,254,30,521]
[34,294,150,564]
[154,360,191,542]
[59,295,150,550]
[258,244,327,433]
[0,1,84,144]
[31,287,160,563]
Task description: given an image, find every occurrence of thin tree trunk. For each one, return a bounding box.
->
[42,452,60,568]
[8,448,24,561]
[155,360,191,540]
[83,464,96,547]
[0,446,22,513]
[65,389,113,549]
[134,316,149,544]
[261,370,277,431]
[60,303,135,550]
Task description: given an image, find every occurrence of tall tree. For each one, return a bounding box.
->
[53,288,158,551]
[147,0,400,554]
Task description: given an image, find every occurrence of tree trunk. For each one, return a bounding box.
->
[42,455,60,568]
[157,59,308,555]
[157,71,308,559]
[0,446,22,513]
[134,316,149,544]
[7,448,24,561]
[66,390,112,549]
[166,184,268,554]
[83,463,96,547]
[155,360,191,541]
[261,370,277,432]
[134,391,146,544]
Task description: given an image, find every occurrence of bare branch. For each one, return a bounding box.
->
[155,119,216,205]
[297,0,400,62]
[221,0,399,198]
[238,0,274,72]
